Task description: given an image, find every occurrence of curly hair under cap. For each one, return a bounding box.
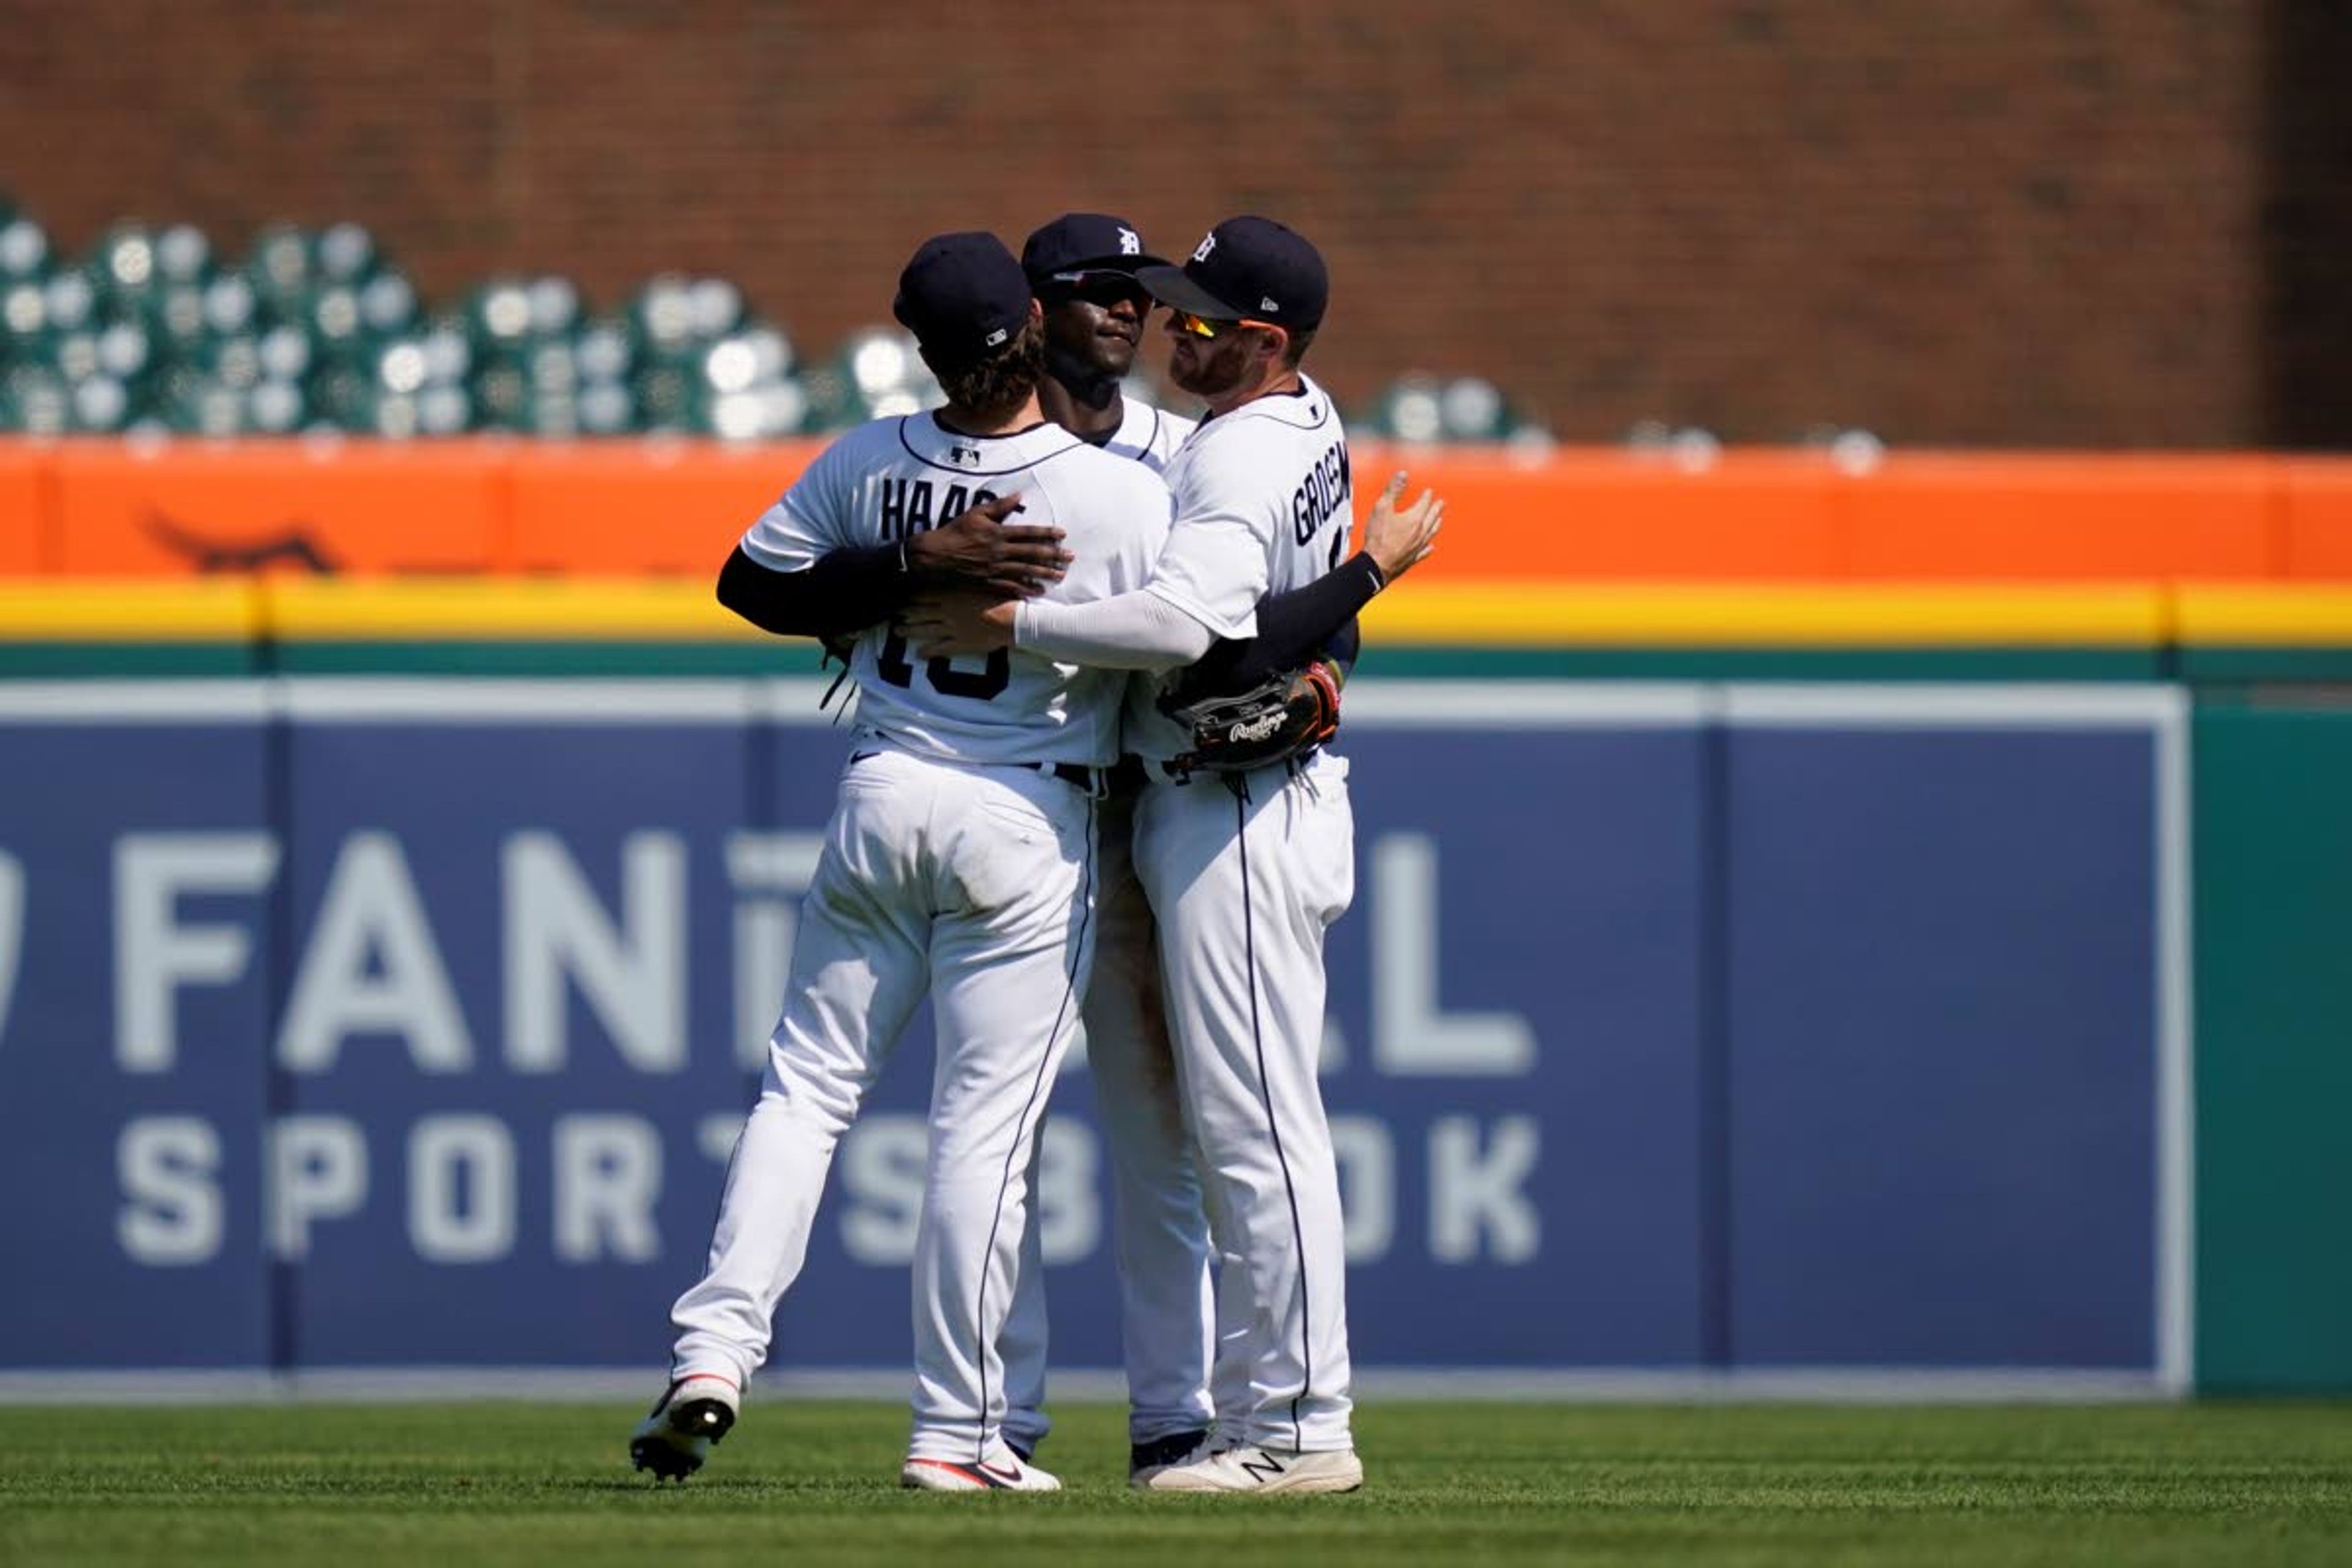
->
[934,318,1046,426]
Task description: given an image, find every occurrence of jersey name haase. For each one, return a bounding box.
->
[878,479,998,541]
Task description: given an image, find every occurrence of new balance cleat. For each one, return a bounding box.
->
[628,1373,740,1482]
[899,1449,1063,1492]
[1142,1442,1363,1495]
[1128,1427,1210,1486]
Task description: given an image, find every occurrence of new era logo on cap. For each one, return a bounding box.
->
[1142,216,1328,331]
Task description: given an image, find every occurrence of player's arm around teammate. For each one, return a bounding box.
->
[713,465,1068,639]
[902,466,1440,668]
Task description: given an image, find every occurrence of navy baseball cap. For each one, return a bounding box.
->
[1138,216,1328,331]
[1021,213,1166,285]
[892,232,1032,372]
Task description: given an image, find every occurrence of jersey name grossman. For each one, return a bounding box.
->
[1292,439,1349,562]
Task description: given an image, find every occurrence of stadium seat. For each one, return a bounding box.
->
[241,222,317,314]
[824,326,940,424]
[0,364,70,434]
[0,195,52,281]
[3,208,1550,441]
[1367,372,1522,443]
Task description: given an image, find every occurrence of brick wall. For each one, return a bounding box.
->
[5,0,2335,447]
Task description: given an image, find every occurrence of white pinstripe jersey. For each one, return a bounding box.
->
[741,412,1172,767]
[1097,397,1199,475]
[1123,373,1353,763]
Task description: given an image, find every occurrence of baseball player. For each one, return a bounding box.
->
[996,213,1219,1476]
[1023,212,1196,467]
[629,230,1172,1493]
[1004,213,1433,1480]
[905,216,1444,1494]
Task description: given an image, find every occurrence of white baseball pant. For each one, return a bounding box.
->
[1133,748,1357,1453]
[666,747,1098,1464]
[1001,786,1221,1450]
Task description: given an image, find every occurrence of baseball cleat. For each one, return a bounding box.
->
[899,1449,1063,1493]
[1128,1428,1210,1486]
[1141,1442,1363,1495]
[628,1373,740,1482]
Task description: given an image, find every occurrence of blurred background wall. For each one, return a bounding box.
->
[2,0,2346,448]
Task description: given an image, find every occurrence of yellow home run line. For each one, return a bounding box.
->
[2172,587,2352,645]
[260,579,762,640]
[0,580,260,640]
[5,579,2352,647]
[1362,584,2173,647]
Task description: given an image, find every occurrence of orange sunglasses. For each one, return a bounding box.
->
[1170,308,1280,340]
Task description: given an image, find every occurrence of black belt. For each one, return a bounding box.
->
[1152,744,1325,785]
[854,750,1099,792]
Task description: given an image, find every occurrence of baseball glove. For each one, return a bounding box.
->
[1161,659,1342,778]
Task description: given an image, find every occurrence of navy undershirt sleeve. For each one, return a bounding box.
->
[715,543,907,639]
[1180,552,1384,693]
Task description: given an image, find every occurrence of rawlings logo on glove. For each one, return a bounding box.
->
[1161,659,1343,778]
[1227,711,1290,744]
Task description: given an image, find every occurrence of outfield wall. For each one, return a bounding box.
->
[0,679,2197,1390]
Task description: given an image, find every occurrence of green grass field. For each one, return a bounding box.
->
[2,1401,2348,1566]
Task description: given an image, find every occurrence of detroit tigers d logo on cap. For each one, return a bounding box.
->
[1142,217,1329,332]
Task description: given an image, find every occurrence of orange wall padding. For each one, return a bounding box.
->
[1378,449,1849,579]
[0,444,43,574]
[2,438,2349,582]
[505,442,786,576]
[2283,460,2352,578]
[1834,454,2283,580]
[47,440,504,576]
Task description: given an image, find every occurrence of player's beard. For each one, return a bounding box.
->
[1166,333,1253,401]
